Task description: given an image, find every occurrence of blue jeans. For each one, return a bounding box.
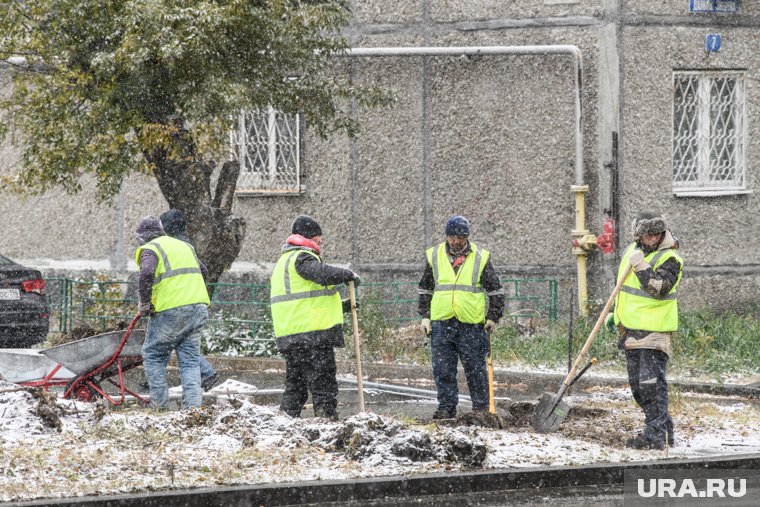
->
[431,319,490,412]
[200,355,215,380]
[142,304,208,409]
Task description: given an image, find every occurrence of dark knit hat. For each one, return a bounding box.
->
[159,208,187,237]
[631,212,668,238]
[445,215,471,237]
[291,215,323,239]
[135,216,164,245]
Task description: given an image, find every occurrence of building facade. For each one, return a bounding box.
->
[0,0,757,312]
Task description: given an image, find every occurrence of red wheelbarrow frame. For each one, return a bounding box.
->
[19,363,71,390]
[62,315,149,406]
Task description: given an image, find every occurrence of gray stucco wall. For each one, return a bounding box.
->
[1,0,759,313]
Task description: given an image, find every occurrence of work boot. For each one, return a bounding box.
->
[625,433,665,450]
[201,373,220,392]
[432,408,457,420]
[314,409,339,421]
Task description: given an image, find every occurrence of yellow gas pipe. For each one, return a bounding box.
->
[570,185,598,316]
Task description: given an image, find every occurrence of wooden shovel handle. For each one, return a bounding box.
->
[348,281,365,412]
[562,263,633,387]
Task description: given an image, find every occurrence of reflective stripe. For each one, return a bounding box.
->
[283,252,297,294]
[431,249,439,283]
[148,241,203,287]
[649,250,668,267]
[271,287,339,303]
[146,241,202,285]
[471,248,482,286]
[620,286,677,300]
[155,266,203,284]
[640,377,657,384]
[488,288,505,296]
[434,284,484,293]
[418,289,434,295]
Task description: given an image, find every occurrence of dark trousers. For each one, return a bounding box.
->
[431,319,490,412]
[626,348,674,444]
[280,343,338,418]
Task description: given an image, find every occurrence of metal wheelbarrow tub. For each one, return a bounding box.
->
[0,348,75,383]
[41,328,145,377]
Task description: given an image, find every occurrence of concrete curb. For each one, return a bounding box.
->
[11,453,760,506]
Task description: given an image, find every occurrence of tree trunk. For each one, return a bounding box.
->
[144,127,247,295]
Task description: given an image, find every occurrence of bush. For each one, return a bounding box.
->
[201,310,277,357]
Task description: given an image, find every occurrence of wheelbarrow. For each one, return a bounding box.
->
[0,348,75,389]
[41,315,149,405]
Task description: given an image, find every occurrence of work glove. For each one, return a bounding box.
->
[350,272,361,287]
[484,319,497,333]
[629,249,647,271]
[341,298,360,313]
[137,302,154,318]
[420,318,431,336]
[605,314,617,333]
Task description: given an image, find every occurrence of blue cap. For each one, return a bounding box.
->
[445,216,470,237]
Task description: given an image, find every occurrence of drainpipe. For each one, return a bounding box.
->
[344,45,597,315]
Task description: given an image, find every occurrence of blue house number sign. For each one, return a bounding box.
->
[705,34,721,52]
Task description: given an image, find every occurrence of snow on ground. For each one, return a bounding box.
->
[1,379,759,503]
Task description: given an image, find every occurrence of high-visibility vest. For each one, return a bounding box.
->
[613,243,683,332]
[427,242,488,324]
[270,249,343,338]
[134,236,210,312]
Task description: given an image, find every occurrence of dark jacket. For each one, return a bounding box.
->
[418,241,505,323]
[276,245,356,353]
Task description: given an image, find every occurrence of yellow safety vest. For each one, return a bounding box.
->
[134,236,210,312]
[427,242,488,324]
[270,249,343,338]
[613,243,683,332]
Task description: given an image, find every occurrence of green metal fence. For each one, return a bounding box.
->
[45,277,558,337]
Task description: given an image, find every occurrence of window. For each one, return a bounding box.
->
[232,106,302,194]
[672,71,746,196]
[689,0,739,13]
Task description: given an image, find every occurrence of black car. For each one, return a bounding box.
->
[0,254,49,347]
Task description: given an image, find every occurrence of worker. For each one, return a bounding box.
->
[134,216,210,410]
[159,208,219,392]
[609,211,683,450]
[270,215,360,420]
[418,215,504,419]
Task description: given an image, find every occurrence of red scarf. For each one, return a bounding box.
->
[286,234,321,255]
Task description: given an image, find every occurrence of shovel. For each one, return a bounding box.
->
[348,281,365,412]
[532,264,633,433]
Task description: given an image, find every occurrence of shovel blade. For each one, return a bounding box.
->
[532,392,570,433]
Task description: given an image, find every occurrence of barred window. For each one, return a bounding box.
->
[689,0,739,12]
[231,107,302,195]
[672,71,746,196]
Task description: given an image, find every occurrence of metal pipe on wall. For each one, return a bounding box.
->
[343,45,591,314]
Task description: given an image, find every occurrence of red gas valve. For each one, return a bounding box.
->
[595,218,616,254]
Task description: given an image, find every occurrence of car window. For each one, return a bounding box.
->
[0,254,13,265]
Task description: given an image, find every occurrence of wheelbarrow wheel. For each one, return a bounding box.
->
[65,377,102,403]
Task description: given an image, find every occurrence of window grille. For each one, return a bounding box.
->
[672,71,746,195]
[231,106,302,194]
[689,0,739,13]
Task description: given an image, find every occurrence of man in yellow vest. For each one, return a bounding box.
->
[270,215,360,420]
[134,216,210,410]
[610,211,683,449]
[418,216,504,419]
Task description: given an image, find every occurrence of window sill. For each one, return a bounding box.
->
[236,191,304,197]
[673,189,752,197]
